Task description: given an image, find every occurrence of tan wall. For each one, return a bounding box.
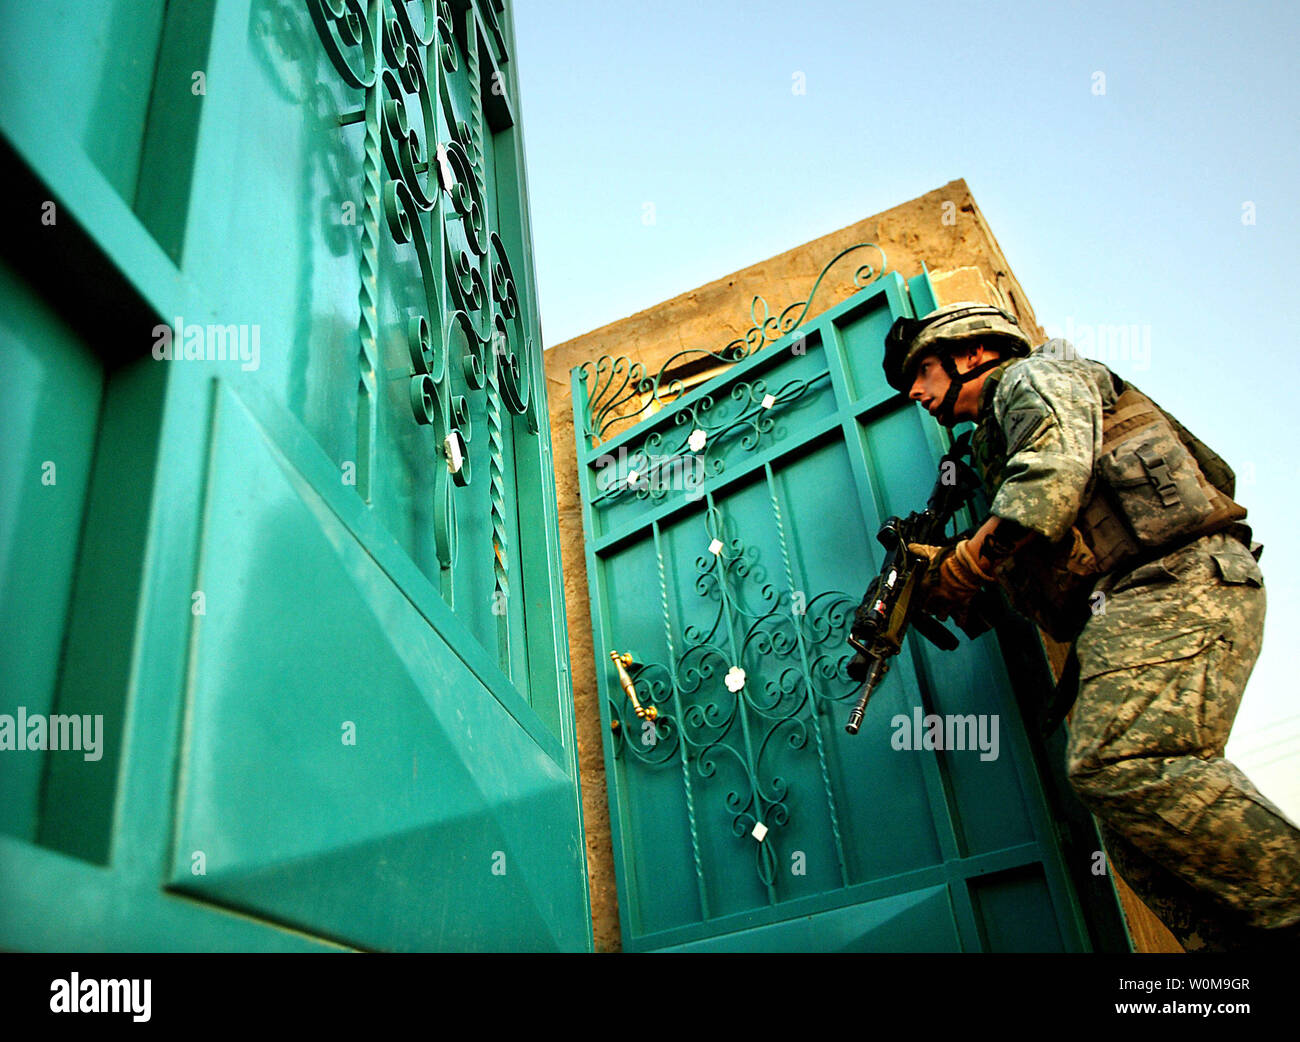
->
[543,178,1179,953]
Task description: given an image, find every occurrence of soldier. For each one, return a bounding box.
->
[882,301,1300,951]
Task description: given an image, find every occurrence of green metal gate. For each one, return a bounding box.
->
[573,254,1124,951]
[0,0,590,951]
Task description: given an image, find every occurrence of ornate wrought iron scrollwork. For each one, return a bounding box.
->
[612,502,860,891]
[578,242,888,444]
[309,0,538,603]
[588,372,830,507]
[307,0,378,89]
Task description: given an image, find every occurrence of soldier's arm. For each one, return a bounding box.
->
[918,359,1109,608]
[966,515,1036,575]
[987,360,1106,543]
[911,515,1037,615]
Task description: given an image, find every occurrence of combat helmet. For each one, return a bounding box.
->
[883,301,1031,424]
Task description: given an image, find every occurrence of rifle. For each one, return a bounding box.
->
[844,432,984,735]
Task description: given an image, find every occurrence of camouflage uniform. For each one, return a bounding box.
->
[971,344,1300,950]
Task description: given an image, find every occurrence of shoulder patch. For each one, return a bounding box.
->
[1003,406,1048,456]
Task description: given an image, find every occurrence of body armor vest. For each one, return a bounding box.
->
[970,358,1250,641]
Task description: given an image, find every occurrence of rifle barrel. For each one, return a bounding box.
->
[844,657,889,734]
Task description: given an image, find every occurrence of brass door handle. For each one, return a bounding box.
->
[611,651,657,720]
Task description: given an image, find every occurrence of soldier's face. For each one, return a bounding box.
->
[908,347,989,424]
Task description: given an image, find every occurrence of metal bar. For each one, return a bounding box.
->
[764,461,850,887]
[470,14,511,672]
[355,0,381,504]
[652,520,710,920]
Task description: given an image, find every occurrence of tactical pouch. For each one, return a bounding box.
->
[1096,420,1214,547]
[1077,387,1247,574]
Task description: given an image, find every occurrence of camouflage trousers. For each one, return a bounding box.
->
[1067,532,1300,951]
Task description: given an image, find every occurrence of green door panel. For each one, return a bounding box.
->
[574,266,1126,951]
[0,260,104,844]
[0,836,342,952]
[0,0,589,951]
[0,0,169,206]
[660,884,958,953]
[169,382,585,951]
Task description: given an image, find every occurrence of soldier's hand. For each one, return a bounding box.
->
[908,540,994,618]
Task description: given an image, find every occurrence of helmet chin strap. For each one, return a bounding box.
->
[934,354,1004,426]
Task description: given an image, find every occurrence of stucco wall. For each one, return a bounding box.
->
[543,178,1180,953]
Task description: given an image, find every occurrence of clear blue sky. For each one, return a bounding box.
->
[513,0,1300,817]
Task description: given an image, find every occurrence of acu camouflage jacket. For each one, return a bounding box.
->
[967,342,1249,640]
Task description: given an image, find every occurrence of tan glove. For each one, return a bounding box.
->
[909,539,996,618]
